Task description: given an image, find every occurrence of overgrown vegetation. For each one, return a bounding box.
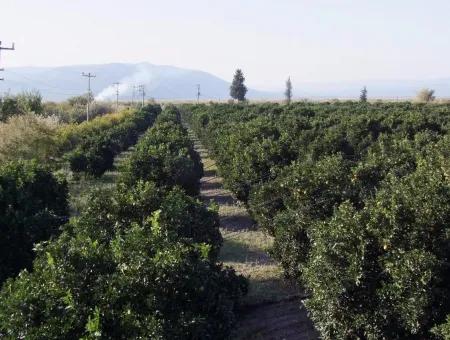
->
[0,114,60,162]
[0,90,43,121]
[183,101,450,339]
[43,94,114,123]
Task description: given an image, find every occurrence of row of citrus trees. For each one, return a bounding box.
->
[183,102,450,339]
[0,105,247,339]
[0,105,158,166]
[62,104,161,177]
[0,105,161,285]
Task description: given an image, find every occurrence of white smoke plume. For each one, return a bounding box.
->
[95,64,155,101]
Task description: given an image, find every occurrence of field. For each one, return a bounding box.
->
[0,100,449,339]
[183,101,450,339]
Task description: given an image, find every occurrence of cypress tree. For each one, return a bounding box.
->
[285,77,293,104]
[360,86,368,103]
[230,69,248,102]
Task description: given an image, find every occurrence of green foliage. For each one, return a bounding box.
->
[304,161,450,339]
[42,94,112,124]
[65,104,161,177]
[0,91,44,121]
[0,96,21,121]
[0,114,60,163]
[285,77,293,104]
[360,86,368,102]
[16,90,44,115]
[0,105,246,338]
[120,106,203,195]
[182,101,450,339]
[0,206,245,339]
[230,69,248,102]
[433,315,450,339]
[0,160,69,284]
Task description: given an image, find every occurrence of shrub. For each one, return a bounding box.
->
[65,105,160,177]
[304,162,450,339]
[0,160,69,284]
[182,102,450,339]
[16,90,44,115]
[0,96,22,121]
[432,316,450,339]
[0,91,44,121]
[120,107,203,195]
[0,218,246,339]
[416,88,436,103]
[0,114,60,163]
[0,173,246,339]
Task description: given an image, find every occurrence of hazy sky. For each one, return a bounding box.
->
[1,0,450,90]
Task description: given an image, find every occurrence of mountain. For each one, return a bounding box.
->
[1,62,448,101]
[0,62,277,102]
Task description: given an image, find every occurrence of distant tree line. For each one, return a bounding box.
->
[228,70,443,103]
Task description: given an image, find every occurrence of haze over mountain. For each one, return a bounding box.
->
[0,63,276,102]
[0,62,449,101]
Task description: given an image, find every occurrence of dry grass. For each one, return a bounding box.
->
[195,149,301,306]
[220,228,299,306]
[0,114,60,162]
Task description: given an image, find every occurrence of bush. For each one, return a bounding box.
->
[416,88,436,103]
[120,106,203,195]
[0,160,69,284]
[182,102,450,339]
[433,316,450,339]
[0,96,21,121]
[65,105,160,177]
[0,91,44,121]
[303,162,450,339]
[42,95,112,124]
[0,215,246,339]
[0,157,245,339]
[16,90,44,115]
[0,114,60,163]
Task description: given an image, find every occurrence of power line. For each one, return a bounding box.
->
[82,72,96,121]
[0,41,15,81]
[138,85,145,107]
[131,85,138,106]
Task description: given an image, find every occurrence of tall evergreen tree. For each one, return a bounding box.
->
[230,69,247,102]
[360,86,368,103]
[285,77,293,104]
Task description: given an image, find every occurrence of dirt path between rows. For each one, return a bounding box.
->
[188,130,318,340]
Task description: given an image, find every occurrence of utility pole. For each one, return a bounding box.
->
[0,41,15,81]
[131,85,138,107]
[196,84,201,103]
[113,82,120,111]
[82,72,96,121]
[138,85,145,107]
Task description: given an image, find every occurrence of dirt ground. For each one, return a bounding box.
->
[190,131,318,340]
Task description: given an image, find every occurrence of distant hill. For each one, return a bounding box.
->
[0,63,276,102]
[1,62,448,101]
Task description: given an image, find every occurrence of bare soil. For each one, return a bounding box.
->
[190,132,318,340]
